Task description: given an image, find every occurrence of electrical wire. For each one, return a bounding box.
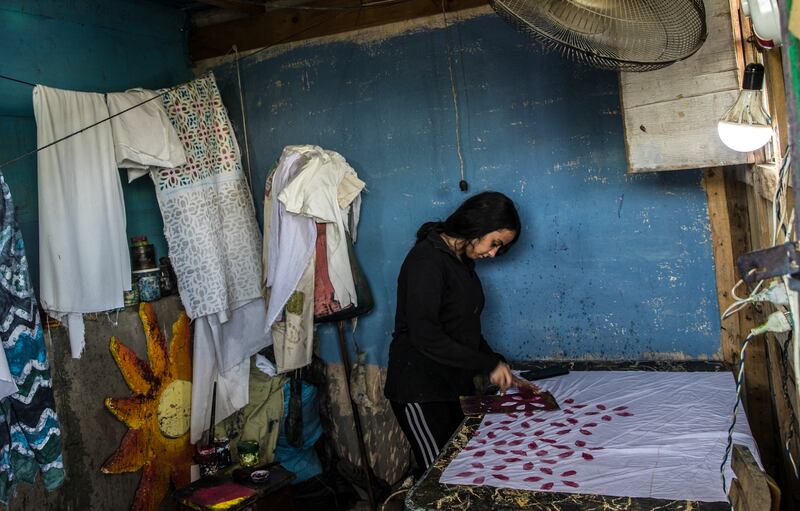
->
[720,331,756,508]
[440,0,467,192]
[778,329,800,478]
[233,45,254,189]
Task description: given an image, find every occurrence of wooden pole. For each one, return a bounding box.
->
[336,320,377,509]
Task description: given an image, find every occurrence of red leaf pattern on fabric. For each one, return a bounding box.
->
[450,395,636,492]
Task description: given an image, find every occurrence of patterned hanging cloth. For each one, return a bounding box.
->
[0,173,65,502]
[137,73,269,442]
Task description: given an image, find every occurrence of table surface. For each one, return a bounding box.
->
[406,360,732,511]
[174,464,295,510]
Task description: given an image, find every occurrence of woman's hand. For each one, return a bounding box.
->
[489,361,514,392]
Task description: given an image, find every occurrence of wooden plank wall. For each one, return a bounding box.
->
[619,0,751,172]
[704,9,800,506]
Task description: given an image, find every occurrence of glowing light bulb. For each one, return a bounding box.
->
[717,63,773,152]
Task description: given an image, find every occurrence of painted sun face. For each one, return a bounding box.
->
[465,229,516,260]
[102,303,194,510]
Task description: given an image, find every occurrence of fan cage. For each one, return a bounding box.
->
[490,0,707,72]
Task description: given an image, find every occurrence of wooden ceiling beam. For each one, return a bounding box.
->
[195,0,266,14]
[189,0,488,61]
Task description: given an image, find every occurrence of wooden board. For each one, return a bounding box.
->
[189,0,488,61]
[703,167,742,363]
[620,0,752,173]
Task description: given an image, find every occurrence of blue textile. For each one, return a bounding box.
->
[275,381,322,483]
[0,173,64,502]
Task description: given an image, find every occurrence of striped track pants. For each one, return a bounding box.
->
[390,400,464,477]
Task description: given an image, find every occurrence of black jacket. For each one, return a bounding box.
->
[384,231,503,403]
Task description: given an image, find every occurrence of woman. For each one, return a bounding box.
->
[384,191,521,477]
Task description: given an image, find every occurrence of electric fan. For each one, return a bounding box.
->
[490,0,708,72]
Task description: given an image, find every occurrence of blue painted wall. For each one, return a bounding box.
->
[0,0,191,288]
[214,13,721,365]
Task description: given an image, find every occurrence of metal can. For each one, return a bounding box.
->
[215,437,231,470]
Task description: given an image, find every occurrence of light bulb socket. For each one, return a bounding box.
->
[743,63,765,90]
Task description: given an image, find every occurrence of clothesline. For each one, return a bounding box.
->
[0,2,348,173]
[0,72,212,171]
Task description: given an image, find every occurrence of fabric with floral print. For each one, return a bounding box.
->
[441,371,758,502]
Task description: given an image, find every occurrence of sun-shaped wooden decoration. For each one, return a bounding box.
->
[102,303,194,511]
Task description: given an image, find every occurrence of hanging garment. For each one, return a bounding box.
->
[106,88,186,181]
[270,259,315,373]
[215,362,287,466]
[262,146,317,373]
[33,85,131,358]
[144,74,263,321]
[278,149,364,308]
[313,223,342,318]
[263,146,316,329]
[440,371,760,502]
[0,173,65,503]
[135,74,268,442]
[191,299,271,443]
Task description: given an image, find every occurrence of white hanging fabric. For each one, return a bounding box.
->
[106,88,187,180]
[33,85,131,358]
[132,74,268,441]
[278,148,364,308]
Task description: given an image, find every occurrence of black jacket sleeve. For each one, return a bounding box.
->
[479,335,506,364]
[404,256,500,373]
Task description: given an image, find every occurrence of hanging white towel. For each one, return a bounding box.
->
[33,85,131,358]
[106,88,186,180]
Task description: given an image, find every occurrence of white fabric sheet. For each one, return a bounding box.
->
[263,146,316,331]
[278,148,363,308]
[190,298,270,443]
[33,85,131,358]
[440,371,760,503]
[106,88,186,178]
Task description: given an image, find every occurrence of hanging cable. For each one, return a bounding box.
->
[720,312,792,506]
[720,331,754,508]
[440,0,467,192]
[233,45,254,189]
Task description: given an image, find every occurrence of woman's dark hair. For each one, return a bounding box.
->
[416,191,521,255]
